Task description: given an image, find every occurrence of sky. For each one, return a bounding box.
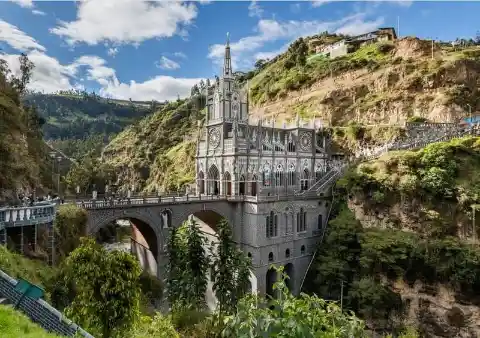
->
[0,0,479,101]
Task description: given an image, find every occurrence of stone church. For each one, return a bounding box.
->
[195,35,333,296]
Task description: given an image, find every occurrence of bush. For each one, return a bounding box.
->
[377,43,395,54]
[54,204,88,261]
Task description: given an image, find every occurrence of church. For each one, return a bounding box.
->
[195,35,334,296]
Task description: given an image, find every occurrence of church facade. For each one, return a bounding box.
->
[195,36,333,295]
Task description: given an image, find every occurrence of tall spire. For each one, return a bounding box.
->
[223,32,233,77]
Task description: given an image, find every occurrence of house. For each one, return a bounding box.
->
[314,27,397,58]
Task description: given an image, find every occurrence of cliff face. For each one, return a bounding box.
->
[249,38,480,126]
[322,137,480,337]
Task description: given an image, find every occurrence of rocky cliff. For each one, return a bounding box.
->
[249,37,480,126]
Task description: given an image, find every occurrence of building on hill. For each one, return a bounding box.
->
[315,27,397,58]
[195,35,335,296]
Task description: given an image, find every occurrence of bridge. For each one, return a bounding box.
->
[0,203,57,265]
[76,120,480,297]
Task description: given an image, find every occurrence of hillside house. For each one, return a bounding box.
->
[315,27,397,58]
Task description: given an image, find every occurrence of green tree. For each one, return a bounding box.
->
[211,219,251,316]
[184,218,209,310]
[63,237,141,338]
[222,266,366,338]
[166,226,188,310]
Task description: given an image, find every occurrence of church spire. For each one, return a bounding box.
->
[223,32,233,78]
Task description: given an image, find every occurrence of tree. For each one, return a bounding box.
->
[166,226,188,310]
[184,218,209,310]
[254,59,268,70]
[210,219,251,316]
[222,266,367,338]
[295,38,308,66]
[8,53,34,95]
[62,237,141,338]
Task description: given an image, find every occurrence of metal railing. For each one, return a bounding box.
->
[0,203,57,229]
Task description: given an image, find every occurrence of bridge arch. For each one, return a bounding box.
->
[87,209,163,262]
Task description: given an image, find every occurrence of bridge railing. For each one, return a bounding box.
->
[0,204,57,229]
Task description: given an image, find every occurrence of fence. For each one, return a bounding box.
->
[0,270,93,337]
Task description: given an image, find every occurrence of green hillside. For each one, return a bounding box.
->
[24,92,154,141]
[0,306,61,338]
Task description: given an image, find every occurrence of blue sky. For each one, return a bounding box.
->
[0,0,479,101]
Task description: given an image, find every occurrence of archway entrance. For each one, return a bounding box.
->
[266,267,277,299]
[207,165,220,195]
[284,263,294,293]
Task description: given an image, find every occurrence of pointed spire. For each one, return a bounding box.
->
[223,32,233,78]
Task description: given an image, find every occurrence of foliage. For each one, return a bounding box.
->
[53,204,88,261]
[0,55,50,196]
[222,266,366,338]
[23,92,151,141]
[63,154,116,194]
[0,305,61,338]
[62,237,141,338]
[306,205,480,331]
[211,219,252,316]
[184,218,210,310]
[166,225,188,310]
[0,246,54,290]
[132,313,179,338]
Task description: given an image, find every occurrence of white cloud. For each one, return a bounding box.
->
[311,0,331,7]
[290,3,301,14]
[2,50,76,93]
[0,20,46,52]
[174,52,187,59]
[32,9,46,16]
[107,47,118,57]
[248,1,264,18]
[10,0,33,8]
[99,76,202,101]
[50,0,198,46]
[334,17,385,36]
[208,13,382,70]
[72,55,117,86]
[155,56,180,70]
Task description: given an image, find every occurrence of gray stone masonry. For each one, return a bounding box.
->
[0,270,94,338]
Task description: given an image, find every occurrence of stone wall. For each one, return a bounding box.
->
[0,270,93,338]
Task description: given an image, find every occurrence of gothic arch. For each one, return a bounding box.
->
[238,174,246,195]
[284,263,294,292]
[207,165,220,195]
[250,174,257,196]
[301,168,310,190]
[223,171,232,196]
[161,209,172,228]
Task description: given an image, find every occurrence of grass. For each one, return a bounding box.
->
[0,305,61,338]
[0,245,55,289]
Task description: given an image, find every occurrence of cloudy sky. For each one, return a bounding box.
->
[0,0,479,101]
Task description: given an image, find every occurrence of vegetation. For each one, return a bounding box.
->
[54,237,142,338]
[0,55,52,198]
[339,136,480,236]
[53,204,88,261]
[0,245,54,289]
[24,92,152,141]
[0,305,61,338]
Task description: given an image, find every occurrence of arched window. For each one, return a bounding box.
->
[275,164,284,187]
[317,214,323,230]
[250,175,257,196]
[266,211,278,238]
[268,252,274,262]
[301,169,310,191]
[223,171,232,196]
[288,163,296,186]
[285,248,290,258]
[300,245,306,255]
[263,165,271,187]
[296,208,306,232]
[248,252,252,259]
